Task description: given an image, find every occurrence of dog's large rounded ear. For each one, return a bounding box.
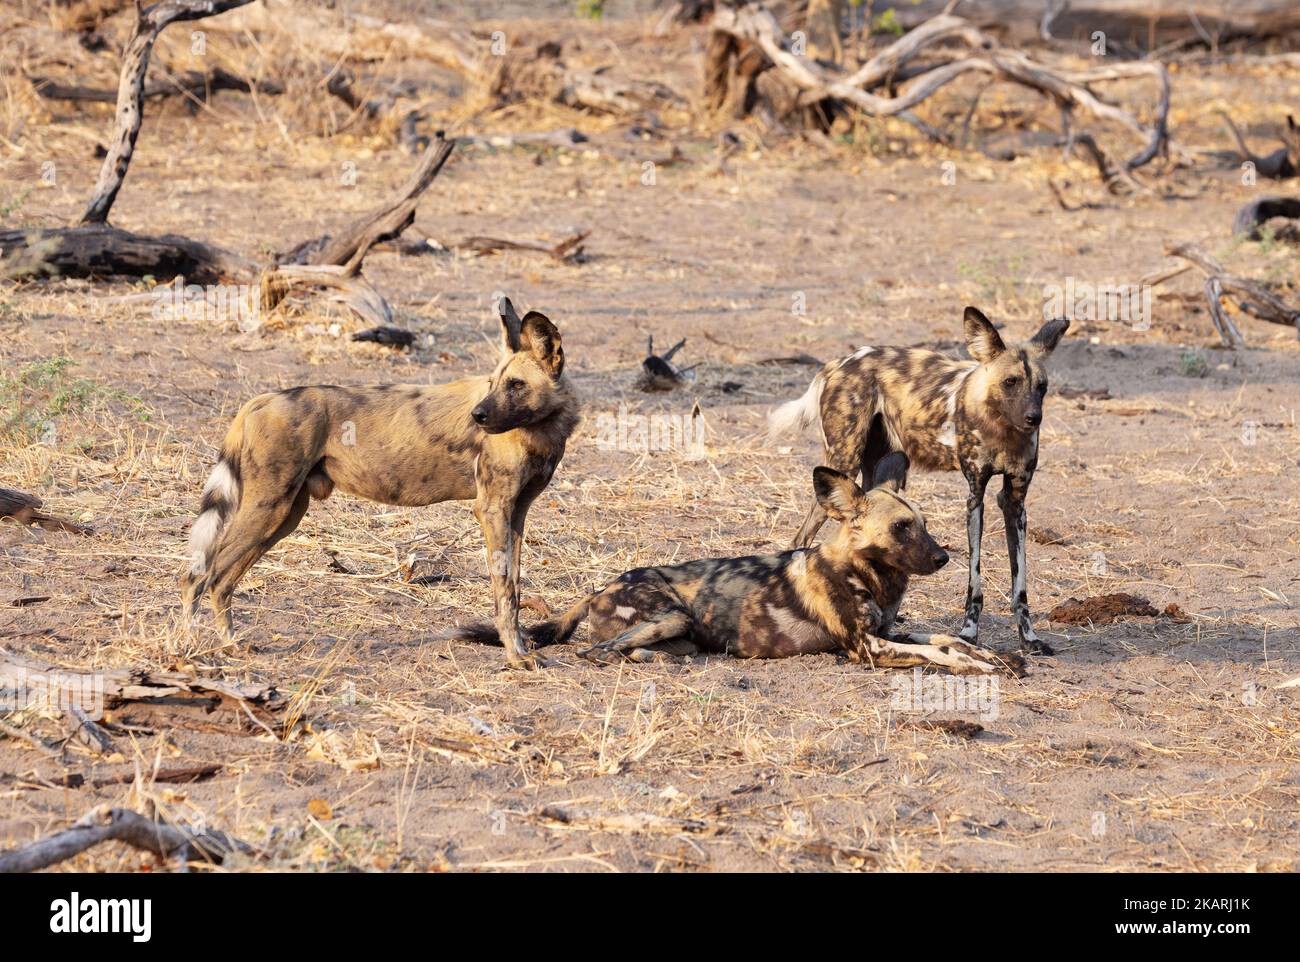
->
[871,452,909,493]
[1029,316,1070,356]
[498,296,524,353]
[963,306,1006,363]
[520,311,564,378]
[813,466,863,522]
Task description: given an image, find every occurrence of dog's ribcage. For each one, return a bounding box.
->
[821,346,976,472]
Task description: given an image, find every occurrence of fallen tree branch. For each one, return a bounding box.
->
[0,718,64,760]
[0,224,256,284]
[707,5,1175,178]
[0,488,91,535]
[0,653,287,736]
[456,128,589,151]
[30,66,282,106]
[300,13,682,116]
[66,704,116,756]
[0,805,257,872]
[456,230,588,263]
[1069,132,1148,195]
[1232,195,1300,239]
[263,264,394,326]
[281,133,456,271]
[1164,242,1300,346]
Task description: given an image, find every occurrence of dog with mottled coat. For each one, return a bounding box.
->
[770,307,1068,654]
[182,297,578,668]
[451,453,1024,676]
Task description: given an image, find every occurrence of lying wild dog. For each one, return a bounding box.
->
[452,454,1024,676]
[182,297,578,668]
[769,307,1068,654]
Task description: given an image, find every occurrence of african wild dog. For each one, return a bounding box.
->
[451,454,1024,676]
[769,307,1068,654]
[182,297,579,668]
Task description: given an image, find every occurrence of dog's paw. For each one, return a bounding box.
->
[577,645,624,666]
[1020,637,1055,656]
[503,651,550,671]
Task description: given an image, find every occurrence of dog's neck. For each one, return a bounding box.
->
[847,556,910,612]
[516,377,581,451]
[957,378,1038,456]
[806,545,910,636]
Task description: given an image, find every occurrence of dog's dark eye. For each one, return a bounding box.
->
[893,518,912,534]
[1003,376,1020,388]
[506,378,525,392]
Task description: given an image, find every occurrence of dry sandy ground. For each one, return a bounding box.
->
[1,10,1298,871]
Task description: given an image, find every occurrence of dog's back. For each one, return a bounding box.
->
[771,345,975,473]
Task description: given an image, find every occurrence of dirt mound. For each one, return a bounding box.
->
[1047,593,1160,625]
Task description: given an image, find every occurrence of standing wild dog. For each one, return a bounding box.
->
[452,454,1024,676]
[182,297,579,668]
[769,307,1069,654]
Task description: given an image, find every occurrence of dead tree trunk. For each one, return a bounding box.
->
[281,136,456,270]
[0,2,458,327]
[0,806,257,872]
[81,0,259,227]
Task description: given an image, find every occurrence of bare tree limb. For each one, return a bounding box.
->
[80,0,259,226]
[0,224,257,284]
[708,4,1176,178]
[282,134,456,272]
[30,66,282,106]
[0,806,258,872]
[1166,242,1300,346]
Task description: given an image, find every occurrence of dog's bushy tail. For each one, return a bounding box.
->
[768,369,825,442]
[448,593,597,649]
[184,406,251,586]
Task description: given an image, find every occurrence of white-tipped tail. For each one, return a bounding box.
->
[768,371,825,443]
[187,461,239,577]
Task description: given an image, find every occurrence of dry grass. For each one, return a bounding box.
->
[1,2,1299,872]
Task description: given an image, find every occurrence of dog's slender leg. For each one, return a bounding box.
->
[182,573,208,624]
[998,475,1052,655]
[508,484,542,595]
[857,631,1023,676]
[579,610,692,664]
[206,488,306,640]
[958,469,991,642]
[887,630,1026,676]
[206,512,296,639]
[877,599,902,637]
[625,637,702,664]
[475,493,530,668]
